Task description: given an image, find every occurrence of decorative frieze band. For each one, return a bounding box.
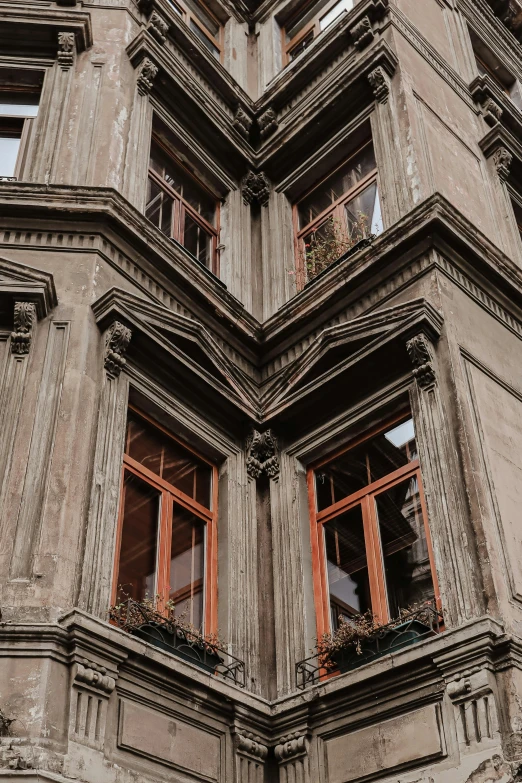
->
[246,430,279,480]
[242,171,270,207]
[58,31,76,70]
[406,333,436,390]
[104,321,132,379]
[11,302,36,356]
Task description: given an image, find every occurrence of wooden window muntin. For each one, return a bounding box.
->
[0,86,40,179]
[167,0,223,59]
[307,415,441,640]
[112,406,218,634]
[146,137,220,274]
[294,140,379,286]
[283,0,354,64]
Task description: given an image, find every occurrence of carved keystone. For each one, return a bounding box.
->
[57,31,76,70]
[492,146,512,180]
[406,333,436,390]
[11,302,36,355]
[368,66,390,104]
[246,430,279,479]
[137,58,159,96]
[242,171,270,207]
[104,321,132,379]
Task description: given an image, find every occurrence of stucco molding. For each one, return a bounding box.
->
[242,170,271,206]
[246,429,279,479]
[10,302,36,356]
[57,31,76,70]
[104,321,132,379]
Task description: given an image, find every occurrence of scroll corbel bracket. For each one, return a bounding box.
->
[11,302,37,356]
[493,146,513,180]
[136,58,159,96]
[349,16,374,50]
[246,429,280,480]
[406,333,437,390]
[104,321,132,379]
[368,66,390,104]
[242,171,270,207]
[57,31,76,71]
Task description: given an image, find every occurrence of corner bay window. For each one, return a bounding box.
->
[146,138,219,272]
[283,0,360,63]
[166,0,222,59]
[113,409,217,632]
[295,140,383,283]
[308,416,440,637]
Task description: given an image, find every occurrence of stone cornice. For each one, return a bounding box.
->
[0,5,93,53]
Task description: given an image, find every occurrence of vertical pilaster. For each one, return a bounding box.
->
[79,321,131,616]
[275,733,311,783]
[234,731,268,783]
[122,58,158,211]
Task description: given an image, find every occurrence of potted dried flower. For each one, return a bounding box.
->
[109,595,224,675]
[316,603,440,674]
[302,213,375,284]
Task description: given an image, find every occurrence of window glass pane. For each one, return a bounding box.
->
[510,80,522,111]
[166,0,184,15]
[116,472,160,602]
[319,0,353,30]
[315,417,417,511]
[324,505,372,629]
[169,505,205,629]
[126,412,212,508]
[375,475,435,618]
[0,134,21,177]
[298,144,376,229]
[184,0,220,37]
[287,0,324,40]
[289,30,315,60]
[189,19,220,57]
[183,212,213,267]
[146,176,174,236]
[344,181,383,239]
[0,91,39,117]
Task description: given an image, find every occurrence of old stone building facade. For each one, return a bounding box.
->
[2,0,522,781]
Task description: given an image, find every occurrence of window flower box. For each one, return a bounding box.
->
[131,621,224,674]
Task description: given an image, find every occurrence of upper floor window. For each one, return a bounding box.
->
[283,0,359,63]
[295,140,382,284]
[113,408,217,632]
[146,137,219,273]
[0,70,41,180]
[167,0,223,59]
[308,416,440,637]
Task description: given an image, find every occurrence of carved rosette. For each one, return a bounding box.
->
[246,430,279,480]
[234,107,253,140]
[368,66,390,104]
[11,302,36,355]
[350,16,374,49]
[57,31,76,70]
[137,58,159,96]
[492,146,512,180]
[149,11,169,44]
[406,334,436,390]
[242,171,270,207]
[258,107,278,140]
[104,321,132,379]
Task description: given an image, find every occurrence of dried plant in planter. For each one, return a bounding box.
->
[302,213,373,283]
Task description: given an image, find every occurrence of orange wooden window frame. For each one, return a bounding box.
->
[168,0,223,60]
[307,416,441,641]
[111,405,218,635]
[147,137,220,275]
[293,141,378,288]
[282,0,355,65]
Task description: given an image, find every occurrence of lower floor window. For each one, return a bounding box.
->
[112,408,217,632]
[309,415,440,635]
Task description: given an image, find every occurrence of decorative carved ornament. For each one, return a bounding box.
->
[246,430,279,479]
[137,58,159,96]
[492,146,512,180]
[258,107,278,140]
[104,321,132,379]
[482,97,503,127]
[58,31,76,70]
[368,66,390,104]
[149,11,169,44]
[11,302,36,356]
[233,107,253,140]
[350,16,374,50]
[236,732,268,761]
[274,732,308,762]
[406,334,436,389]
[74,659,115,694]
[242,171,270,207]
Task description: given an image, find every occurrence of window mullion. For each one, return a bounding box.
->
[157,491,173,612]
[362,493,389,624]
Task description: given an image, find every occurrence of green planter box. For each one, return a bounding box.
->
[131,622,224,674]
[331,620,435,674]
